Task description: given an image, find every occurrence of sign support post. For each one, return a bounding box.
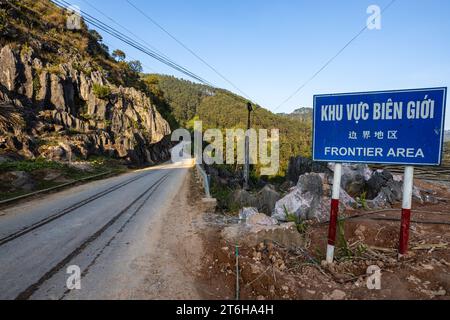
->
[399,166,414,256]
[326,163,342,264]
[313,87,447,263]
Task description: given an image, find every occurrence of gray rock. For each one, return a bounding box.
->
[245,213,278,226]
[0,45,19,92]
[0,44,172,166]
[1,171,35,192]
[239,207,259,221]
[366,179,403,208]
[331,163,372,197]
[272,173,328,222]
[287,156,332,183]
[222,222,304,248]
[366,170,393,199]
[340,188,357,209]
[232,189,257,209]
[256,184,281,215]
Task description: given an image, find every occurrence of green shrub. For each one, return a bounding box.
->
[0,9,6,31]
[357,191,368,210]
[0,158,65,172]
[284,205,308,234]
[20,43,32,57]
[92,84,111,100]
[45,64,63,76]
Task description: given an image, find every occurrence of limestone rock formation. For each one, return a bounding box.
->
[0,45,171,164]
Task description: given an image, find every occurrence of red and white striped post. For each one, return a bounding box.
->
[399,166,414,256]
[326,163,342,264]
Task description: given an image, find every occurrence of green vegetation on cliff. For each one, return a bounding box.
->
[144,75,313,174]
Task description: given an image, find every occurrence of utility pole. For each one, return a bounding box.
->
[243,102,253,190]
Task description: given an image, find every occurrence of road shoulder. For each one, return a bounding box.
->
[136,168,207,299]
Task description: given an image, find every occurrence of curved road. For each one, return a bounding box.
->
[0,158,194,300]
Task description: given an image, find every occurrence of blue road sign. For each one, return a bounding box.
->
[313,87,447,166]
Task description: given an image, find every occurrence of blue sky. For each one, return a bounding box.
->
[68,0,450,128]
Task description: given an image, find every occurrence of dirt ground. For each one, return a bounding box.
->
[193,178,450,300]
[129,169,206,299]
[142,170,450,300]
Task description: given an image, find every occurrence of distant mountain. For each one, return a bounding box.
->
[278,107,313,122]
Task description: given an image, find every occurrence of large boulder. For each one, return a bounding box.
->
[222,222,304,247]
[366,170,394,199]
[255,184,281,215]
[232,189,258,208]
[245,212,278,226]
[273,171,358,222]
[365,170,424,208]
[272,173,329,222]
[330,163,372,198]
[0,171,35,192]
[231,185,281,215]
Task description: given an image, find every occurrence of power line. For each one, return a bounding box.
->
[125,0,255,103]
[55,0,213,85]
[274,0,398,112]
[51,0,217,87]
[79,0,173,65]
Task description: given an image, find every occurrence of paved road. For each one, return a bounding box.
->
[0,158,193,300]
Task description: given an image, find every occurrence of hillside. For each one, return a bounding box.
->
[0,0,312,176]
[147,75,312,174]
[0,0,171,165]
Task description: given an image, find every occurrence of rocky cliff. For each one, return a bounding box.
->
[0,44,171,164]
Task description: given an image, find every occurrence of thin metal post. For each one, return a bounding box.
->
[326,163,342,263]
[399,166,414,255]
[235,244,240,300]
[243,102,252,190]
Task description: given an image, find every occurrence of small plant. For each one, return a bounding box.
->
[210,180,235,211]
[80,113,92,120]
[92,84,111,100]
[20,43,32,57]
[296,220,309,234]
[65,128,81,136]
[0,9,7,31]
[130,118,140,129]
[284,205,296,222]
[355,243,368,256]
[45,64,63,76]
[357,191,368,210]
[336,218,352,259]
[32,74,41,95]
[284,205,308,234]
